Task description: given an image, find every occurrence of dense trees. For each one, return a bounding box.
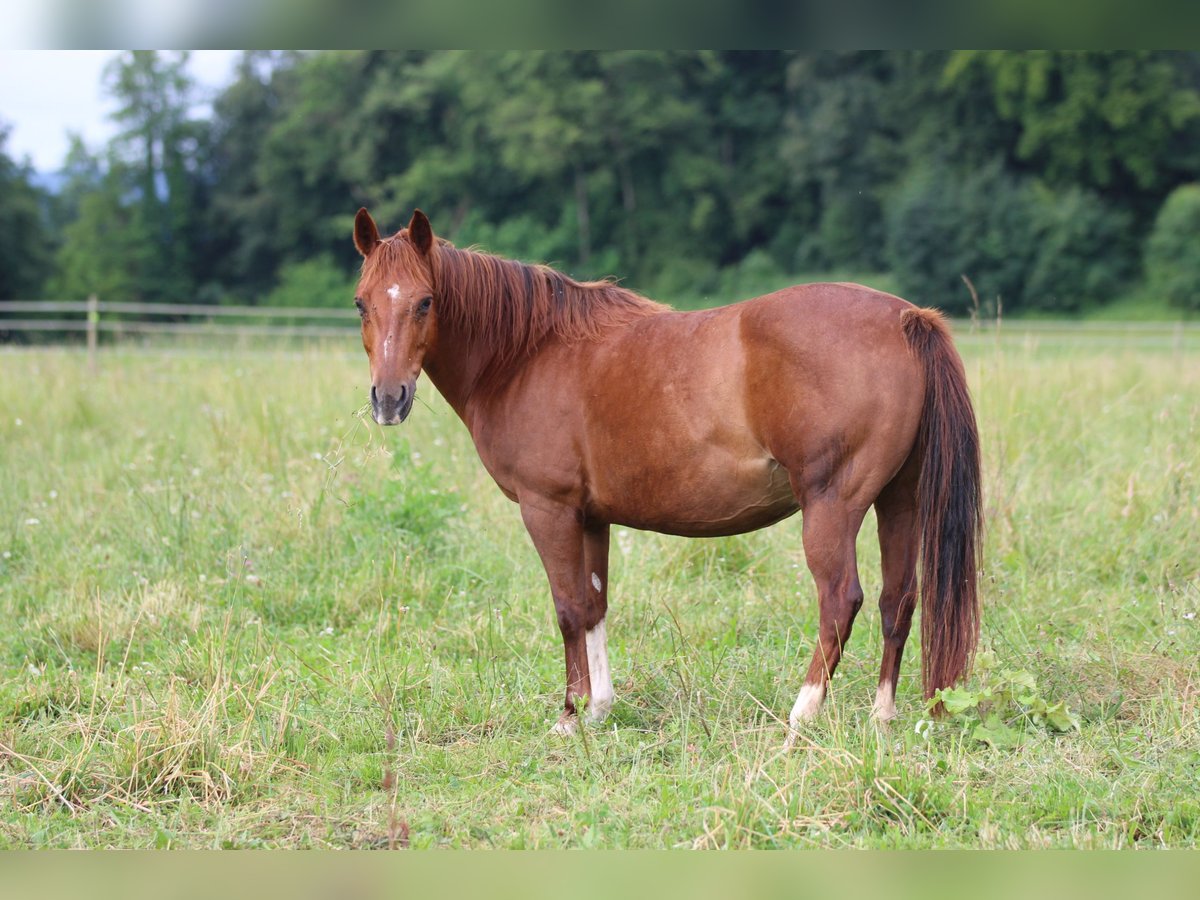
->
[0,126,50,299]
[9,51,1200,315]
[48,52,214,304]
[1145,184,1200,311]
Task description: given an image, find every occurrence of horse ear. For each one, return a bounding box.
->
[408,209,434,256]
[354,207,381,257]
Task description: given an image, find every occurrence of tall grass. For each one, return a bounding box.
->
[0,332,1197,848]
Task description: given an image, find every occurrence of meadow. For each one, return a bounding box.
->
[0,325,1197,849]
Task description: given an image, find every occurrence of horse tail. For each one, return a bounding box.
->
[900,307,982,710]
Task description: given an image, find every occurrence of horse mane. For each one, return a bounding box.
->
[363,230,668,364]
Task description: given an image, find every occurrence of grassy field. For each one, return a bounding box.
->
[1,326,1198,849]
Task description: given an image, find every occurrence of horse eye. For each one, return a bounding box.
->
[354,298,366,318]
[416,296,432,314]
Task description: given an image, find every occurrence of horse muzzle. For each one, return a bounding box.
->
[371,381,415,425]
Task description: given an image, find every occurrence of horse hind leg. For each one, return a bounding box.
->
[785,497,866,745]
[872,460,920,723]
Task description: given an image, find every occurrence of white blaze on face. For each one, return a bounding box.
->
[386,283,401,300]
[585,616,614,722]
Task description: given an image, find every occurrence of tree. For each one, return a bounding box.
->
[886,161,1040,314]
[780,52,903,269]
[944,52,1200,209]
[49,164,151,303]
[1145,184,1200,312]
[208,51,301,299]
[34,51,1200,315]
[103,51,209,301]
[886,161,1132,314]
[252,52,364,272]
[0,124,51,299]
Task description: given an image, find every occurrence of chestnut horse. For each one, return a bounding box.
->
[352,208,981,742]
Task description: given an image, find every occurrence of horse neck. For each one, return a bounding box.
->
[420,306,520,426]
[418,247,658,421]
[420,324,478,424]
[421,248,564,419]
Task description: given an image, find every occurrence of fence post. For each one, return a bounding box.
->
[86,294,99,372]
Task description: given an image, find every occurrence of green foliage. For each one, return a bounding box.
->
[945,51,1200,196]
[886,161,1041,314]
[816,192,886,271]
[46,53,212,304]
[929,651,1080,749]
[207,52,301,299]
[1144,184,1200,312]
[780,52,910,270]
[887,163,1133,314]
[454,209,580,273]
[716,248,788,301]
[21,52,1200,316]
[0,126,51,299]
[263,256,357,308]
[106,51,210,301]
[253,52,362,269]
[1024,186,1134,313]
[643,256,719,306]
[49,166,152,302]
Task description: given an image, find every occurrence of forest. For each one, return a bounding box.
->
[4,50,1200,316]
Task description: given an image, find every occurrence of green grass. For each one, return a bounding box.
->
[1080,290,1195,322]
[1,332,1198,849]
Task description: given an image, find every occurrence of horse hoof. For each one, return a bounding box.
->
[872,682,897,723]
[871,708,897,727]
[550,714,579,736]
[585,695,614,724]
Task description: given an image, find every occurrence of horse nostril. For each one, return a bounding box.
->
[397,384,407,406]
[370,384,379,408]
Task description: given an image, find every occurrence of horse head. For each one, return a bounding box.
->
[353,207,437,425]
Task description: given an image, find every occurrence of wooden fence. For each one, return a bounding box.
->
[2,297,1198,361]
[0,296,360,361]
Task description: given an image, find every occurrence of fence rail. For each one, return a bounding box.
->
[0,297,364,369]
[3,297,1198,358]
[0,319,358,338]
[0,299,359,320]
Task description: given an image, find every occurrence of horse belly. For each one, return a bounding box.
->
[591,448,798,538]
[580,311,802,536]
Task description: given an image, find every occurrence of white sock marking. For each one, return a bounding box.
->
[585,616,614,722]
[872,680,897,721]
[789,682,825,728]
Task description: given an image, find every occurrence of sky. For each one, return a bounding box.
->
[0,50,241,172]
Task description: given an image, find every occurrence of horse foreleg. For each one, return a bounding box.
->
[582,522,613,722]
[519,498,609,734]
[786,499,866,746]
